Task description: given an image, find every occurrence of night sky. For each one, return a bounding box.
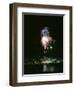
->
[23,14,63,62]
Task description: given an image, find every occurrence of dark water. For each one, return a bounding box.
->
[24,60,63,74]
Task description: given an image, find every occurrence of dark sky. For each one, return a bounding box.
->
[23,14,63,61]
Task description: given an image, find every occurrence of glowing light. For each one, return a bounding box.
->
[50,46,53,49]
